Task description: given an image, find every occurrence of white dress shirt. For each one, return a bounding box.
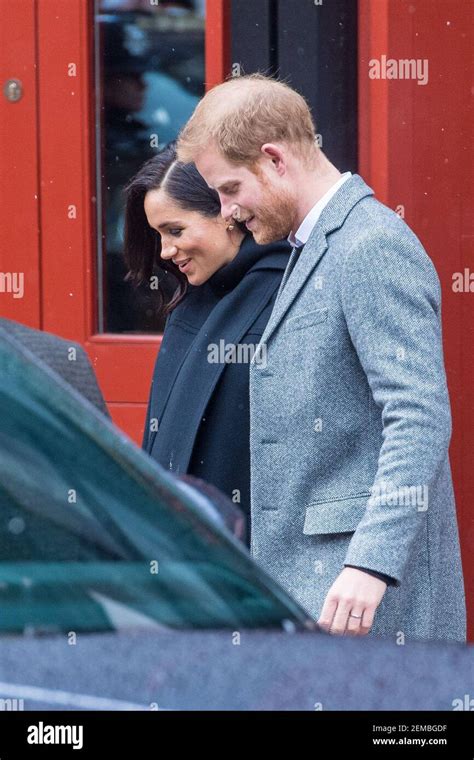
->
[287,172,352,247]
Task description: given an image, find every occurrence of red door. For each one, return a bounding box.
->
[35,0,229,444]
[1,0,228,445]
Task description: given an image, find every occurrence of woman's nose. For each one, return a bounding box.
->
[161,244,178,260]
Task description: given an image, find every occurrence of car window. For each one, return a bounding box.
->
[0,329,315,635]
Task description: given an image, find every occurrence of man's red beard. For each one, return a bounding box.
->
[247,169,296,244]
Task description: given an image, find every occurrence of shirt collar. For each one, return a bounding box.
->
[287,171,352,248]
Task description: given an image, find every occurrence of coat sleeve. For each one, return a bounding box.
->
[340,222,452,585]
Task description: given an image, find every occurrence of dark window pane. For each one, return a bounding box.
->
[94,1,206,333]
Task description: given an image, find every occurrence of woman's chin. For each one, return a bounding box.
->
[187,264,225,286]
[186,271,202,286]
[188,267,218,286]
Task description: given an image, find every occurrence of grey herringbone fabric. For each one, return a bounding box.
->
[0,319,109,417]
[249,174,466,642]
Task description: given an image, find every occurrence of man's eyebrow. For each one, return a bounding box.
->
[216,180,240,191]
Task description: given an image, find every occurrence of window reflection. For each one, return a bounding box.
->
[95,0,205,333]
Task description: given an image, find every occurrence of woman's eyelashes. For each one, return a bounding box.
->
[154,227,183,239]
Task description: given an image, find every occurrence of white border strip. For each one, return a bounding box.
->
[0,681,150,711]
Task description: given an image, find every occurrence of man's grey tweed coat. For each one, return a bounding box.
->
[249,174,466,642]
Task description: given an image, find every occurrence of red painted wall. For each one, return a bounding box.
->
[359,0,474,639]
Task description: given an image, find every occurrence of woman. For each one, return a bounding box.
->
[123,142,291,547]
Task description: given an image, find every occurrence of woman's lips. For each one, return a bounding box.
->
[245,216,255,229]
[175,258,191,272]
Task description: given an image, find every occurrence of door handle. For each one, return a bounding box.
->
[3,78,23,102]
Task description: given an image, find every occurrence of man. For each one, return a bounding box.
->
[176,73,466,641]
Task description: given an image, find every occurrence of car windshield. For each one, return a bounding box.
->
[0,329,315,635]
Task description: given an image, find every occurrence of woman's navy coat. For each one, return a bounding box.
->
[142,233,290,540]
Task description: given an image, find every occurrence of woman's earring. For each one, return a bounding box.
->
[227,223,235,231]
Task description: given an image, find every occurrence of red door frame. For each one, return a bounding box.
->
[0,0,41,328]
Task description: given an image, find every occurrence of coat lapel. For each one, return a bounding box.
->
[255,175,374,350]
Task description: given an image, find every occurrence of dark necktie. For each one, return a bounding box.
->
[277,244,305,299]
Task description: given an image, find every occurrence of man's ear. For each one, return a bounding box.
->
[260,143,286,175]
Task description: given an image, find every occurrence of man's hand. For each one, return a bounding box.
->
[317,567,388,636]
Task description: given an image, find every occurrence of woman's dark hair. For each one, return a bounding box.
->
[123,139,245,314]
